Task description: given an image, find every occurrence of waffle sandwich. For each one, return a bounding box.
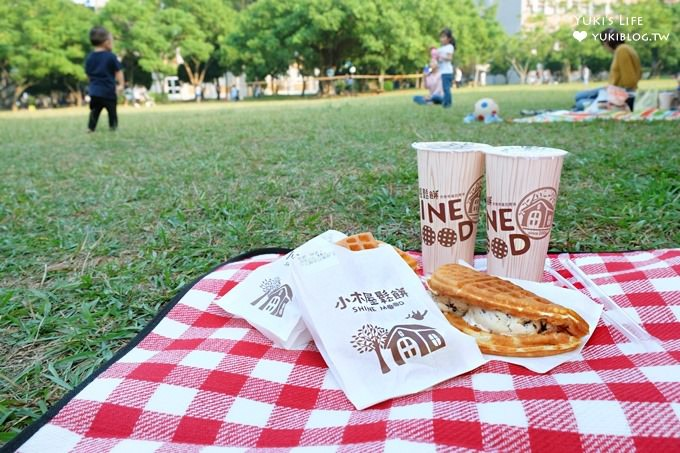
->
[429,264,589,357]
[336,232,419,272]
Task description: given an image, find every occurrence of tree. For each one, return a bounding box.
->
[351,324,390,374]
[407,0,505,72]
[498,24,552,83]
[0,0,93,110]
[99,0,174,86]
[227,0,504,84]
[618,0,680,76]
[549,25,611,80]
[164,0,235,93]
[542,0,679,83]
[227,0,361,82]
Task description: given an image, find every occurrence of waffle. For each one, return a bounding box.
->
[429,264,589,357]
[390,245,419,272]
[336,232,380,251]
[336,233,419,272]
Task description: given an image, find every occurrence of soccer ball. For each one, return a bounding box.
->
[473,98,499,121]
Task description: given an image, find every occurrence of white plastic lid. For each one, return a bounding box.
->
[487,146,568,158]
[411,141,492,153]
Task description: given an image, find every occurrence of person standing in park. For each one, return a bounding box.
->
[573,28,640,111]
[85,26,124,132]
[437,28,455,108]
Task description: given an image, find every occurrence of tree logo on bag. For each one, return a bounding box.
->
[250,277,292,318]
[351,322,446,374]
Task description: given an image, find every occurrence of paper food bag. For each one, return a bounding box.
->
[291,243,485,410]
[215,230,346,349]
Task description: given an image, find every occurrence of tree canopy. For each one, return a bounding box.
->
[1,0,94,109]
[226,0,506,80]
[0,0,678,109]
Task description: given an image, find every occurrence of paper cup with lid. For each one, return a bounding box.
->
[484,146,568,281]
[412,142,491,275]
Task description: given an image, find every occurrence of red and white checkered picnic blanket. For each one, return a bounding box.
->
[9,249,680,452]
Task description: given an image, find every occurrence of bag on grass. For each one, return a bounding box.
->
[215,230,346,349]
[291,241,484,409]
[634,89,659,112]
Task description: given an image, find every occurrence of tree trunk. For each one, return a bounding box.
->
[649,48,660,78]
[510,58,529,84]
[373,339,390,374]
[198,61,209,88]
[185,59,211,101]
[65,83,82,107]
[562,60,571,84]
[12,84,29,112]
[183,62,197,86]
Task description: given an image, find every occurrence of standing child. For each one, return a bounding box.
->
[85,26,124,132]
[437,28,456,108]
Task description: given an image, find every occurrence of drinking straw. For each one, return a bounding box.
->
[555,254,660,346]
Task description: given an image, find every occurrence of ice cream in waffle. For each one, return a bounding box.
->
[428,264,589,357]
[336,232,419,272]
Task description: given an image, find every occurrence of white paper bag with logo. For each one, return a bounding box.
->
[215,230,347,349]
[291,243,485,410]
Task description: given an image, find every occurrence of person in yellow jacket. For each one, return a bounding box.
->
[574,28,641,111]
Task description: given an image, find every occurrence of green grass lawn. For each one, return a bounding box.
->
[0,81,678,442]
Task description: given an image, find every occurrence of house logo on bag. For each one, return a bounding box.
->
[251,277,292,318]
[350,321,446,374]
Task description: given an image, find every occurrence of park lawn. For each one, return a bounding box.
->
[0,81,678,442]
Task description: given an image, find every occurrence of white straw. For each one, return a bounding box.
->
[545,260,638,343]
[557,254,659,346]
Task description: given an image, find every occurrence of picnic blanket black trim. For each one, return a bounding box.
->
[1,246,664,452]
[1,248,292,453]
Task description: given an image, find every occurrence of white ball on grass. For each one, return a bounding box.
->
[473,98,499,121]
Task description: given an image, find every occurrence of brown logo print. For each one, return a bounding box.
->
[464,175,484,222]
[489,237,509,259]
[250,277,292,318]
[437,228,457,247]
[351,321,446,374]
[422,225,436,246]
[516,187,557,239]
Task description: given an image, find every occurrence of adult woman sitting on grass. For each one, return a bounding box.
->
[574,27,641,111]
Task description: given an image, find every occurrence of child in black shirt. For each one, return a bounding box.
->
[85,27,124,131]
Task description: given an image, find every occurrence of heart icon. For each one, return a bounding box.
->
[573,30,587,42]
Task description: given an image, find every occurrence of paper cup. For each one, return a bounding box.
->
[413,142,490,275]
[485,146,568,282]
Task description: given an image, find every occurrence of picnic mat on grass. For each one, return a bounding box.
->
[513,108,680,123]
[5,249,680,453]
